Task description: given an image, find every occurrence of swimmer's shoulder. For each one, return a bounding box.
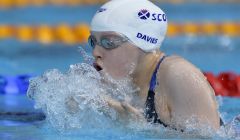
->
[159,55,203,78]
[162,55,190,65]
[156,55,220,129]
[158,54,215,98]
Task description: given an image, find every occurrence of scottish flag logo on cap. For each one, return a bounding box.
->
[138,9,150,20]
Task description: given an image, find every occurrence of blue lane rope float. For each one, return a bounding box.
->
[0,73,240,97]
[15,75,31,94]
[0,75,31,94]
[0,75,7,94]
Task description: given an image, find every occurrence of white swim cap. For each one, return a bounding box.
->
[90,0,168,52]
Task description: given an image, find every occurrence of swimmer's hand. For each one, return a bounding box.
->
[104,95,144,120]
[65,95,145,122]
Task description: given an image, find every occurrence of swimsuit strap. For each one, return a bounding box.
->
[149,55,166,91]
[145,90,168,127]
[145,90,184,132]
[145,55,167,123]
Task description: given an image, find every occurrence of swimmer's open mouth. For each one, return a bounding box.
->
[93,63,103,71]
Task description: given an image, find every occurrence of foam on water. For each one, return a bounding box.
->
[26,47,240,139]
[27,63,137,131]
[26,47,143,132]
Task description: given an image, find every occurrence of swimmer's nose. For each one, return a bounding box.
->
[92,45,103,60]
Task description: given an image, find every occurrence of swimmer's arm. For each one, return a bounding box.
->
[64,95,143,120]
[158,56,220,129]
[104,95,144,119]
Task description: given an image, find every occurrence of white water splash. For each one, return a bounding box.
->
[27,61,142,132]
[27,64,105,130]
[26,47,240,139]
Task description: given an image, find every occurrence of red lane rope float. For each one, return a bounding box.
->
[204,72,240,97]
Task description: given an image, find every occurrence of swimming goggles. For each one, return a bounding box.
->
[88,34,130,49]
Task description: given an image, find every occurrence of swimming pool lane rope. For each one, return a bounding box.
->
[0,22,239,45]
[0,112,46,122]
[1,72,240,97]
[0,0,239,9]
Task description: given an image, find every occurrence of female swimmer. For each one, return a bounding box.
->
[88,0,221,131]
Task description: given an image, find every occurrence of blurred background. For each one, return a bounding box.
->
[0,0,240,128]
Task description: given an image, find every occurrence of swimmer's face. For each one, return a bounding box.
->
[91,31,141,79]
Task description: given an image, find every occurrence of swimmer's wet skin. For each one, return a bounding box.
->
[89,0,221,131]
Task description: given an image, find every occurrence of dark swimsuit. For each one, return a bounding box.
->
[144,55,224,131]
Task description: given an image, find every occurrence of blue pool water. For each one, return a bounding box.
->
[1,41,240,139]
[0,3,240,140]
[0,95,239,140]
